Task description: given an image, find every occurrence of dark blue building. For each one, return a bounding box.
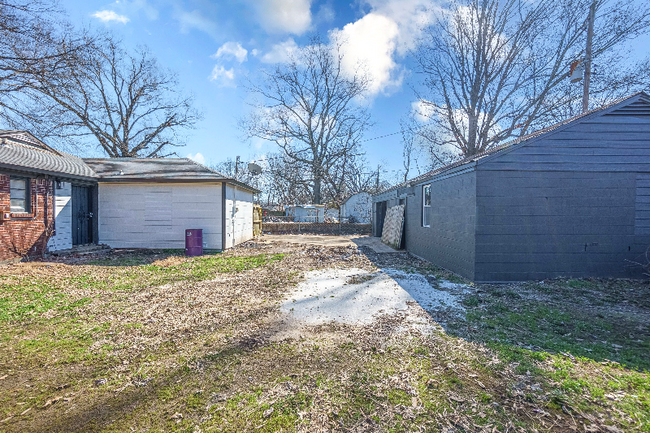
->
[373,92,650,282]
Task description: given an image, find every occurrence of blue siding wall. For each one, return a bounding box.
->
[474,102,650,281]
[474,171,640,281]
[404,171,476,280]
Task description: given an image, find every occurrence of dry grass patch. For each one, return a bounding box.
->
[0,239,648,432]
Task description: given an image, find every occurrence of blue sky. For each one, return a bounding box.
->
[59,0,650,179]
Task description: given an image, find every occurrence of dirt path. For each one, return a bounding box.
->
[260,233,362,247]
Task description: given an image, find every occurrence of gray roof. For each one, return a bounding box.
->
[378,91,650,195]
[83,158,260,193]
[0,130,98,180]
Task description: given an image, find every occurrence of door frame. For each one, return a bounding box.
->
[71,183,98,246]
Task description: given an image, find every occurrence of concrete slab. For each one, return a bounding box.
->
[352,236,402,253]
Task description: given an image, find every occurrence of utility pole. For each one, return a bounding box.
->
[375,166,380,190]
[234,155,240,179]
[582,0,597,113]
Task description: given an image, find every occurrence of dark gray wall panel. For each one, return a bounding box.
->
[474,170,644,281]
[404,171,476,280]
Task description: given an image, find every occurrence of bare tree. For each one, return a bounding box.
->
[0,0,82,125]
[400,119,415,182]
[241,36,372,204]
[27,36,200,157]
[414,0,650,158]
[263,153,313,206]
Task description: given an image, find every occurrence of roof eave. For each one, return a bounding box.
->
[0,162,98,182]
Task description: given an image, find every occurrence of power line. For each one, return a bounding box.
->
[360,130,402,142]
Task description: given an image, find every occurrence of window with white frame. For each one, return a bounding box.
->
[422,184,431,227]
[10,177,30,213]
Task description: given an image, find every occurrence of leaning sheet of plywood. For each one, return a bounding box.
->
[381,204,405,249]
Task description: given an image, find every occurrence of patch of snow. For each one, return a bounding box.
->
[281,268,467,327]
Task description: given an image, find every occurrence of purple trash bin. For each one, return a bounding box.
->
[185,229,203,256]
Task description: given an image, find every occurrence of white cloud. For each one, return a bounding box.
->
[253,0,312,35]
[120,0,159,20]
[251,49,260,57]
[209,65,236,87]
[261,38,300,63]
[363,0,438,54]
[212,42,248,63]
[411,99,437,123]
[327,0,439,97]
[186,152,206,165]
[178,10,218,38]
[331,13,401,95]
[92,10,130,24]
[315,3,335,23]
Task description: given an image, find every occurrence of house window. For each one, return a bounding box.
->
[422,184,431,227]
[10,177,30,213]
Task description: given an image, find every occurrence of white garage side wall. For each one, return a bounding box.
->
[98,182,223,250]
[47,182,73,251]
[224,184,254,248]
[341,192,372,223]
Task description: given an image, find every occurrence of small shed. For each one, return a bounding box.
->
[374,92,650,282]
[284,204,325,222]
[340,192,372,223]
[83,158,260,250]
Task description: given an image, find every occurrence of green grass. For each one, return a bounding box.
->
[448,277,650,431]
[0,253,284,323]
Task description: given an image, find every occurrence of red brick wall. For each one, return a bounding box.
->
[0,174,54,261]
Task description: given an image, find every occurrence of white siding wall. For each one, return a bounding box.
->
[47,182,72,251]
[98,182,223,250]
[341,192,372,223]
[225,185,254,248]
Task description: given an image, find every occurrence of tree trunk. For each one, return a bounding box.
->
[313,176,322,205]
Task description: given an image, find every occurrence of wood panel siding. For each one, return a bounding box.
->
[404,171,476,280]
[97,183,223,250]
[480,108,650,173]
[636,174,650,236]
[474,170,640,282]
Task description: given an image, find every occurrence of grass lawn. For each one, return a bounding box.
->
[0,242,648,432]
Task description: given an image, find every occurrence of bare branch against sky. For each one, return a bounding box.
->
[241,36,372,205]
[24,35,201,157]
[413,0,650,160]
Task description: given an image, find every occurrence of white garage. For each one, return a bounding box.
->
[83,158,259,251]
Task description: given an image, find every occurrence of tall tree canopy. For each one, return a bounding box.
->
[24,37,200,157]
[242,37,372,204]
[413,0,650,160]
[0,0,79,125]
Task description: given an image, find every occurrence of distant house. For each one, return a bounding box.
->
[0,132,260,262]
[83,158,260,250]
[373,92,650,282]
[340,192,372,223]
[0,130,98,262]
[285,204,325,222]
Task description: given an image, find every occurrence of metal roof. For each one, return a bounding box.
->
[0,131,98,180]
[83,157,261,193]
[377,91,650,195]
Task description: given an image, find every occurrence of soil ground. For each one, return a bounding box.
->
[0,235,648,432]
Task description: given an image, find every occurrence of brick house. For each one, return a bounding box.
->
[0,130,98,262]
[0,130,261,262]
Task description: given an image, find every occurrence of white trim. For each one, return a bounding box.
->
[422,184,431,227]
